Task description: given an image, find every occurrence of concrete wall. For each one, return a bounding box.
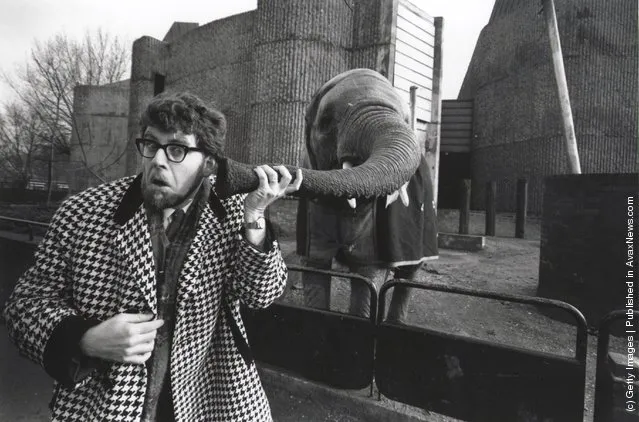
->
[537,173,638,324]
[125,36,168,175]
[70,80,130,191]
[459,0,638,214]
[124,0,434,173]
[166,12,255,163]
[68,1,443,202]
[249,0,352,166]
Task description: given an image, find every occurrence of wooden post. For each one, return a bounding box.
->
[515,178,528,238]
[543,0,581,174]
[409,86,418,131]
[459,179,471,234]
[485,181,496,236]
[430,17,444,208]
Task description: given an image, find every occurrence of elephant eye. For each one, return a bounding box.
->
[318,114,332,131]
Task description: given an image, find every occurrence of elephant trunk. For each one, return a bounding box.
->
[214,102,420,200]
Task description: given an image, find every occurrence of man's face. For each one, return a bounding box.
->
[140,126,207,211]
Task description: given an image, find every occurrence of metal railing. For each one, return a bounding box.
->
[0,216,50,241]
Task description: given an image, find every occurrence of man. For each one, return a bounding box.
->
[4,92,301,421]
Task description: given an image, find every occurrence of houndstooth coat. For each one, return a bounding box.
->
[3,175,287,421]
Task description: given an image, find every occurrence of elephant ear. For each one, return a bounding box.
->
[214,69,420,199]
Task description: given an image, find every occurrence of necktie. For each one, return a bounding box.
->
[165,209,185,242]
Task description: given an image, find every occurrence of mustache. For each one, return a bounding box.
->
[146,170,170,187]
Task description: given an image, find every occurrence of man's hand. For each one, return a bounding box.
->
[244,165,303,218]
[243,165,302,248]
[79,313,164,364]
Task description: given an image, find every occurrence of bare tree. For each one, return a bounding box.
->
[0,103,46,189]
[2,28,130,197]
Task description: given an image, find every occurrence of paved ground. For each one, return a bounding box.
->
[1,234,429,422]
[277,237,599,422]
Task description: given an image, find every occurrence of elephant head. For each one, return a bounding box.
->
[215,68,420,200]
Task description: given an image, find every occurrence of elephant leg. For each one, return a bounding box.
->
[334,201,381,318]
[301,201,340,310]
[347,265,380,319]
[386,264,423,323]
[302,256,333,310]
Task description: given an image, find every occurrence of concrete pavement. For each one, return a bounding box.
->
[0,322,434,421]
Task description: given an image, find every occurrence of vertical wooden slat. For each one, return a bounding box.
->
[430,17,444,206]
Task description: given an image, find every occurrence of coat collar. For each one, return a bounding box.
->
[113,174,227,226]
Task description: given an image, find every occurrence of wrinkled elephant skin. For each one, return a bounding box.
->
[215,69,420,200]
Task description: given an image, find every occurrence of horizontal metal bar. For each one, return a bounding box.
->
[0,215,50,228]
[379,279,588,362]
[287,264,378,324]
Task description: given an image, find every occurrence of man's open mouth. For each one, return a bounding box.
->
[151,178,169,187]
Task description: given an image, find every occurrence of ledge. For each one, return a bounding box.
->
[258,364,434,421]
[437,232,485,251]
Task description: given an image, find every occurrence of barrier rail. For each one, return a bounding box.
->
[2,230,616,420]
[0,216,50,241]
[594,309,638,422]
[242,264,378,391]
[376,280,588,421]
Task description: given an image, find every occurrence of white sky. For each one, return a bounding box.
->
[0,0,495,101]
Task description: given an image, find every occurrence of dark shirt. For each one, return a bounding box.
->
[142,187,206,422]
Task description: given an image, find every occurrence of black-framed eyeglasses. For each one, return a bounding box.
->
[135,138,205,163]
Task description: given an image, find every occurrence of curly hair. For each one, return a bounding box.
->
[139,92,227,157]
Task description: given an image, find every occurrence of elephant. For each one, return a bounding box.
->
[215,68,438,322]
[214,71,421,200]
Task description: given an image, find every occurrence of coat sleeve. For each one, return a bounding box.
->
[227,196,287,309]
[3,200,86,371]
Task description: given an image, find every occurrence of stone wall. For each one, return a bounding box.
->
[70,80,130,191]
[459,0,638,213]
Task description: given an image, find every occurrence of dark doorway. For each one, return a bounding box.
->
[154,73,165,95]
[438,152,470,209]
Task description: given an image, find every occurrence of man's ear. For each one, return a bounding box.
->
[203,156,218,177]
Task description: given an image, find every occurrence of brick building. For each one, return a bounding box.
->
[455,0,638,213]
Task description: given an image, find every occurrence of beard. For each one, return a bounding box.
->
[142,166,205,213]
